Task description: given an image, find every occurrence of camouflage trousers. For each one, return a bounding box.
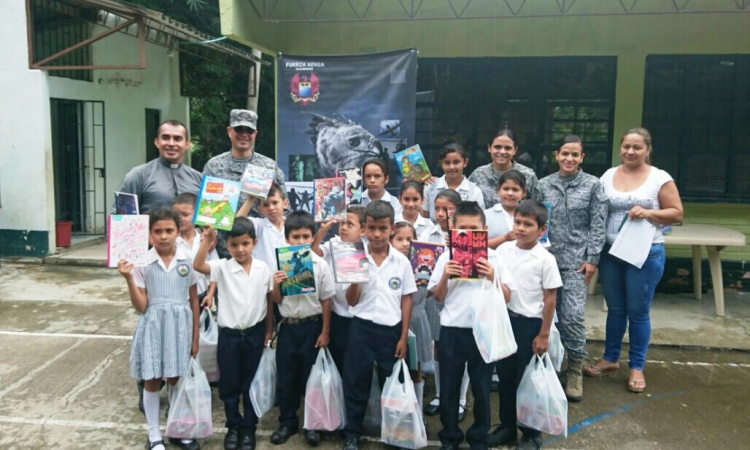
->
[556,269,588,361]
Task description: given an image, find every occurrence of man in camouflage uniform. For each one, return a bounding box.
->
[203,109,287,258]
[537,136,607,402]
[469,161,539,208]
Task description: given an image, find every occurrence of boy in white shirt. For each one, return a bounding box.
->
[312,206,366,373]
[341,201,416,450]
[269,211,336,447]
[428,201,514,450]
[490,200,563,450]
[193,219,275,450]
[172,193,217,307]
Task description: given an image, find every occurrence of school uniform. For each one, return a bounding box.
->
[428,249,514,450]
[321,236,355,374]
[483,204,515,240]
[130,247,199,381]
[247,217,287,270]
[418,224,448,341]
[361,189,403,216]
[176,228,218,297]
[207,257,273,432]
[495,241,562,440]
[423,175,484,221]
[276,253,336,432]
[342,245,417,440]
[395,212,434,238]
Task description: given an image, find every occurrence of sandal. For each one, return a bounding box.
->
[583,359,619,378]
[628,378,646,393]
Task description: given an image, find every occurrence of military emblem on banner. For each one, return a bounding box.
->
[290,73,320,105]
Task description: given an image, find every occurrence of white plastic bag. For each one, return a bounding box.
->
[516,353,568,437]
[548,323,564,373]
[380,360,428,449]
[197,310,219,382]
[165,358,213,439]
[304,348,346,431]
[249,347,276,418]
[471,280,517,363]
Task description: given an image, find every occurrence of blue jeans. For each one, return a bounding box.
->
[599,244,665,370]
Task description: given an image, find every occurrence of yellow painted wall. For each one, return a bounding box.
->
[220,0,750,260]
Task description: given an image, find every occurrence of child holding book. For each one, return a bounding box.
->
[269,211,336,446]
[237,183,289,270]
[361,158,402,216]
[118,207,201,450]
[395,180,434,237]
[490,200,563,449]
[428,201,514,450]
[172,193,217,308]
[341,201,416,450]
[484,170,526,250]
[422,142,483,221]
[193,219,274,450]
[312,206,366,373]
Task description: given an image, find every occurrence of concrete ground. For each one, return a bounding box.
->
[1,262,749,450]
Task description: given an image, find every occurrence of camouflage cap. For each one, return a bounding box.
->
[229,109,258,130]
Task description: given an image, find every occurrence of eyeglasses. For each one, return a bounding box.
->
[233,126,256,134]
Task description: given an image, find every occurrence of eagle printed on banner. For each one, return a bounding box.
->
[290,73,320,104]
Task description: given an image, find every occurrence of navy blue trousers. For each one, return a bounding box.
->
[329,313,352,376]
[276,319,322,431]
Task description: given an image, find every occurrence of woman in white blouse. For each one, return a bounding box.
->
[584,128,683,393]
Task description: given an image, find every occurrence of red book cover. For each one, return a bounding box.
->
[449,229,488,280]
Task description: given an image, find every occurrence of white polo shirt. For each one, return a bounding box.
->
[248,217,287,270]
[395,212,434,238]
[484,204,515,239]
[428,248,515,328]
[362,189,403,216]
[207,258,273,329]
[497,241,563,319]
[423,175,484,221]
[176,229,218,295]
[133,247,199,288]
[418,223,447,245]
[279,253,336,319]
[321,236,354,318]
[349,245,417,326]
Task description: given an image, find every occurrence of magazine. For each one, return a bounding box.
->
[114,192,139,215]
[409,241,445,289]
[193,176,242,231]
[539,201,552,248]
[240,164,276,199]
[276,244,316,297]
[449,229,488,280]
[340,167,363,206]
[107,215,149,268]
[330,240,369,284]
[394,145,432,183]
[314,177,346,222]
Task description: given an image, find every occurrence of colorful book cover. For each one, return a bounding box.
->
[409,241,445,288]
[539,201,552,248]
[240,164,276,199]
[193,176,242,231]
[394,145,432,183]
[330,240,369,284]
[107,215,149,268]
[314,177,346,222]
[276,244,316,297]
[340,167,362,206]
[114,191,139,215]
[449,229,488,280]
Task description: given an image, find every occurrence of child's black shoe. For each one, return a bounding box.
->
[224,428,240,450]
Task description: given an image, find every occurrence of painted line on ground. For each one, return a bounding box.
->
[646,360,750,369]
[0,330,132,340]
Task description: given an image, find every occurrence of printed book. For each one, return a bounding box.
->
[330,240,369,284]
[193,176,242,231]
[409,241,445,289]
[449,229,488,280]
[394,145,432,183]
[314,177,346,222]
[276,244,316,297]
[339,167,362,206]
[107,215,149,268]
[240,164,276,199]
[114,192,139,215]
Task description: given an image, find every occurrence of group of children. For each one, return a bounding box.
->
[120,142,572,450]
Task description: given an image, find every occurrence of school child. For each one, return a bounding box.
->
[237,183,289,270]
[390,221,431,413]
[422,142,483,221]
[172,193,217,308]
[395,180,434,237]
[537,135,606,402]
[361,158,403,216]
[419,189,470,422]
[193,219,274,450]
[312,206,366,374]
[341,201,416,450]
[428,201,514,450]
[485,170,526,250]
[489,200,563,450]
[118,206,201,450]
[269,211,336,446]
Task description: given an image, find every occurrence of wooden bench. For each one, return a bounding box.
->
[590,224,746,317]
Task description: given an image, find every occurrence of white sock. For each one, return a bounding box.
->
[459,365,469,407]
[414,380,424,411]
[143,389,162,443]
[433,361,441,400]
